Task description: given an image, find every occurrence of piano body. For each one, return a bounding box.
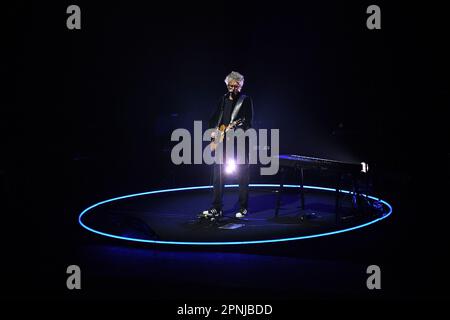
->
[275,154,370,222]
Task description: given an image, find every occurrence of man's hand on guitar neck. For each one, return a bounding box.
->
[226,118,244,131]
[210,119,244,141]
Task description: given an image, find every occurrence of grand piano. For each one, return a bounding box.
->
[274,154,370,222]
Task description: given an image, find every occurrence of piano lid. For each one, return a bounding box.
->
[276,154,367,173]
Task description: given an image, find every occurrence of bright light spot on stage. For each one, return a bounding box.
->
[225,159,236,174]
[361,162,369,173]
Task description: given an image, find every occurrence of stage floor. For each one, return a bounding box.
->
[79,185,391,244]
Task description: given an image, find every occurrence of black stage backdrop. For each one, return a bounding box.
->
[4,0,449,308]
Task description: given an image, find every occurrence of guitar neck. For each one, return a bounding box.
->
[228,120,242,129]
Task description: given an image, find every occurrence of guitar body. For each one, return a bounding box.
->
[209,119,243,151]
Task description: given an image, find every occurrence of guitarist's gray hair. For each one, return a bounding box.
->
[224,71,244,87]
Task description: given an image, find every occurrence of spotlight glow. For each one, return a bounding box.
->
[225,159,236,174]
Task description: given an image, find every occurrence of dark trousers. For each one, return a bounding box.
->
[212,163,250,210]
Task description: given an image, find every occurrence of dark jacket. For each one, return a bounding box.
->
[208,92,253,130]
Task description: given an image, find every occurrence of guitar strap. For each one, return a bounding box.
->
[230,94,247,123]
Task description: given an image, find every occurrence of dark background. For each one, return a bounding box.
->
[3,0,449,306]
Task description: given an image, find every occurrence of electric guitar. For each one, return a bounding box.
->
[209,119,244,151]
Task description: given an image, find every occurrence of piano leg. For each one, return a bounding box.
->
[335,173,341,223]
[351,174,358,211]
[365,170,370,202]
[275,167,286,216]
[299,167,305,210]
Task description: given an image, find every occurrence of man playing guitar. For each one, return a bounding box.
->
[200,71,254,220]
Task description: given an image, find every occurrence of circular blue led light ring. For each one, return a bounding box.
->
[78,184,393,245]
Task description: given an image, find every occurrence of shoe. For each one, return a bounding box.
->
[199,208,223,220]
[235,208,248,218]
